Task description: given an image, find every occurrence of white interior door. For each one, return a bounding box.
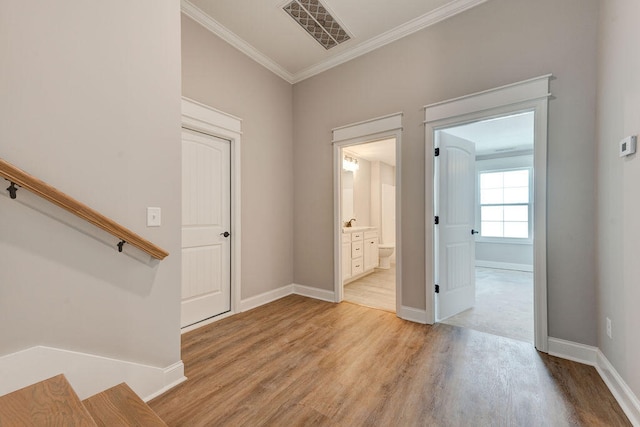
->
[436,132,476,320]
[181,129,231,328]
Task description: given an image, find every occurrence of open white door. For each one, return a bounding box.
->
[435,132,476,321]
[181,129,231,328]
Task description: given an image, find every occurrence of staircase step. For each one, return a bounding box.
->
[82,383,167,427]
[0,374,97,426]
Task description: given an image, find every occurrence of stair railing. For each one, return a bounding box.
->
[0,157,169,260]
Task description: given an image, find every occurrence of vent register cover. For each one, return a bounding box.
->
[283,0,350,49]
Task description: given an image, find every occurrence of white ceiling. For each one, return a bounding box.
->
[345,138,396,166]
[182,0,487,83]
[441,111,534,156]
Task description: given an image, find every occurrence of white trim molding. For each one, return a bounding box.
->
[293,284,336,302]
[596,350,640,426]
[0,346,186,402]
[181,0,487,84]
[399,306,429,324]
[548,337,598,366]
[240,285,295,313]
[182,97,243,325]
[475,260,533,272]
[181,0,294,83]
[548,338,640,426]
[424,75,552,352]
[332,113,404,316]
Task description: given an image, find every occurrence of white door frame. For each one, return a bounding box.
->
[181,97,242,332]
[332,112,403,315]
[424,75,551,352]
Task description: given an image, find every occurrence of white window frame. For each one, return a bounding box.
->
[476,166,533,244]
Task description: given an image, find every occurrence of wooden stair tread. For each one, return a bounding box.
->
[82,383,167,427]
[0,374,97,427]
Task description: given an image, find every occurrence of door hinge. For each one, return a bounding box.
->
[435,284,440,293]
[434,147,440,157]
[434,216,439,225]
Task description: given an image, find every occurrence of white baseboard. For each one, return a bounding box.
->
[547,337,598,366]
[240,284,294,312]
[399,305,430,324]
[548,337,640,426]
[0,346,185,401]
[595,349,640,426]
[293,283,336,302]
[181,310,237,334]
[475,260,533,272]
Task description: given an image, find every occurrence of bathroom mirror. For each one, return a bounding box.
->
[342,169,354,223]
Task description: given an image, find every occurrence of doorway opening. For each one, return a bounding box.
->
[436,112,535,343]
[332,112,403,316]
[340,139,397,312]
[424,75,551,351]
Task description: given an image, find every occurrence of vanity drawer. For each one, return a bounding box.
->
[351,257,364,275]
[342,233,351,243]
[364,230,378,239]
[352,232,364,241]
[351,241,363,258]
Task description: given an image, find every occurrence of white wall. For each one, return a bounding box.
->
[181,15,294,300]
[293,0,598,345]
[596,0,640,401]
[475,154,533,269]
[0,1,182,367]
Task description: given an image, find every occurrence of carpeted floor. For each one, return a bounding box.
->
[344,266,534,343]
[442,267,534,343]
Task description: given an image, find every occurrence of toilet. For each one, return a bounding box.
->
[378,243,395,269]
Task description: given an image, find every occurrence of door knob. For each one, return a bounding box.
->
[471,229,479,235]
[220,231,230,238]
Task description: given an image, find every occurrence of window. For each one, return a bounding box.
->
[479,169,531,239]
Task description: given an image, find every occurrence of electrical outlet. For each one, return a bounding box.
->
[606,317,612,339]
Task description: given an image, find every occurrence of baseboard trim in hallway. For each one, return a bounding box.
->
[549,337,640,426]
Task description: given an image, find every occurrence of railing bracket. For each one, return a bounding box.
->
[6,181,18,199]
[117,240,126,253]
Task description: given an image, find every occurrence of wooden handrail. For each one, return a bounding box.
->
[0,157,169,260]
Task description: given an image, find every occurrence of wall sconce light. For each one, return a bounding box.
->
[343,155,359,172]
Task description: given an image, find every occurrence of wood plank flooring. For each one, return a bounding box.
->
[149,295,630,426]
[344,265,395,312]
[0,374,97,427]
[83,383,167,427]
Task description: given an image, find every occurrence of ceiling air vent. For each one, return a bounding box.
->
[283,0,350,50]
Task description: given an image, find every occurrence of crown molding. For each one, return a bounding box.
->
[181,0,295,83]
[181,0,487,85]
[292,0,488,83]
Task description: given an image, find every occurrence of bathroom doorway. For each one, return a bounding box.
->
[331,112,403,316]
[340,139,397,312]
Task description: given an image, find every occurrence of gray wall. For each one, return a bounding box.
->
[0,1,182,366]
[181,15,294,299]
[596,0,640,400]
[293,0,598,345]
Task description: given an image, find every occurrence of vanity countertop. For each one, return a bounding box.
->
[342,226,375,233]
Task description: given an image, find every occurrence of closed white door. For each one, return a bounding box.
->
[436,132,476,320]
[181,129,231,328]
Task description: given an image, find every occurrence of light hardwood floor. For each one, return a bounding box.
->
[344,265,396,312]
[149,295,630,426]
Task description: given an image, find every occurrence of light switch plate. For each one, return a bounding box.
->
[147,207,161,227]
[619,135,637,157]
